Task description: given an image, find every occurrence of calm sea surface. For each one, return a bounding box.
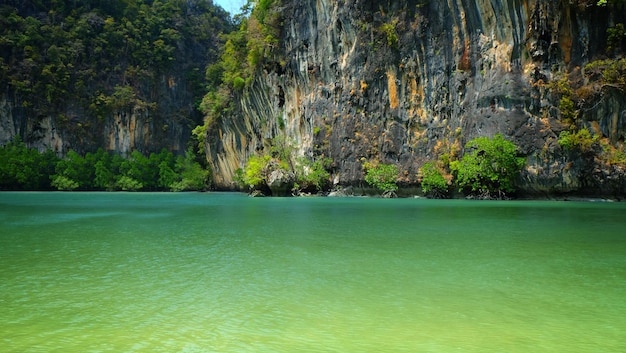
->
[1,192,625,352]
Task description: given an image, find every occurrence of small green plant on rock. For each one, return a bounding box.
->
[242,155,272,190]
[240,137,333,195]
[293,156,332,193]
[379,19,399,48]
[558,128,597,153]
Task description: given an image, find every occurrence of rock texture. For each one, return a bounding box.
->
[1,75,198,156]
[0,2,230,158]
[206,0,626,197]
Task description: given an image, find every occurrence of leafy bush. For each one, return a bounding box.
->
[242,155,272,188]
[1,1,231,125]
[115,176,143,191]
[419,161,449,198]
[559,96,577,124]
[363,162,399,195]
[294,156,332,192]
[379,19,399,48]
[170,150,209,191]
[450,134,525,198]
[50,175,79,191]
[2,140,209,191]
[606,23,626,54]
[558,128,597,152]
[0,136,58,190]
[600,140,626,165]
[584,58,626,88]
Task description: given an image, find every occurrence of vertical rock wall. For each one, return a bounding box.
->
[207,0,626,195]
[0,74,196,156]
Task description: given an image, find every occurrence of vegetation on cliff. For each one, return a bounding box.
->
[1,0,232,152]
[197,0,282,131]
[417,135,524,199]
[237,137,332,196]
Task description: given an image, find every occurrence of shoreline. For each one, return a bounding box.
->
[1,189,622,202]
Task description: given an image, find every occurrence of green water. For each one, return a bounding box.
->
[1,192,625,352]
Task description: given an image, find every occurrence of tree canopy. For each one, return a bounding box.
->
[1,0,233,145]
[0,137,208,191]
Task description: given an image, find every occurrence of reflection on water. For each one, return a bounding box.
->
[1,192,625,352]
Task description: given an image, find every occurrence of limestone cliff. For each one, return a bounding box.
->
[0,1,231,157]
[1,77,197,155]
[206,0,626,197]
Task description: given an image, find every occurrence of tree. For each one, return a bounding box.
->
[419,161,449,198]
[169,149,209,191]
[242,154,272,190]
[51,175,79,191]
[52,150,94,190]
[293,156,332,194]
[0,136,58,190]
[450,134,525,199]
[363,161,399,197]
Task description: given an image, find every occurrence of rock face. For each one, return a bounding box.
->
[206,0,626,197]
[1,73,199,156]
[0,2,230,158]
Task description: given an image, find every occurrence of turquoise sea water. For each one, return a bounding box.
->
[1,192,625,352]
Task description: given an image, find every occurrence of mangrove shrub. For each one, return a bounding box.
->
[419,161,449,198]
[363,161,399,196]
[451,134,525,198]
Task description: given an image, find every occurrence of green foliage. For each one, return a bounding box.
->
[1,140,209,191]
[597,0,626,6]
[233,168,246,186]
[51,175,79,191]
[197,0,283,134]
[115,175,143,191]
[600,140,626,165]
[170,150,209,191]
[242,154,272,188]
[450,134,525,197]
[0,136,58,190]
[584,58,626,89]
[363,162,399,194]
[294,156,332,192]
[190,123,211,156]
[548,75,578,124]
[558,128,597,152]
[380,19,399,48]
[240,136,333,194]
[269,136,293,162]
[606,23,626,54]
[559,96,577,124]
[54,150,93,189]
[419,161,449,197]
[596,0,626,6]
[97,151,126,190]
[0,0,232,125]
